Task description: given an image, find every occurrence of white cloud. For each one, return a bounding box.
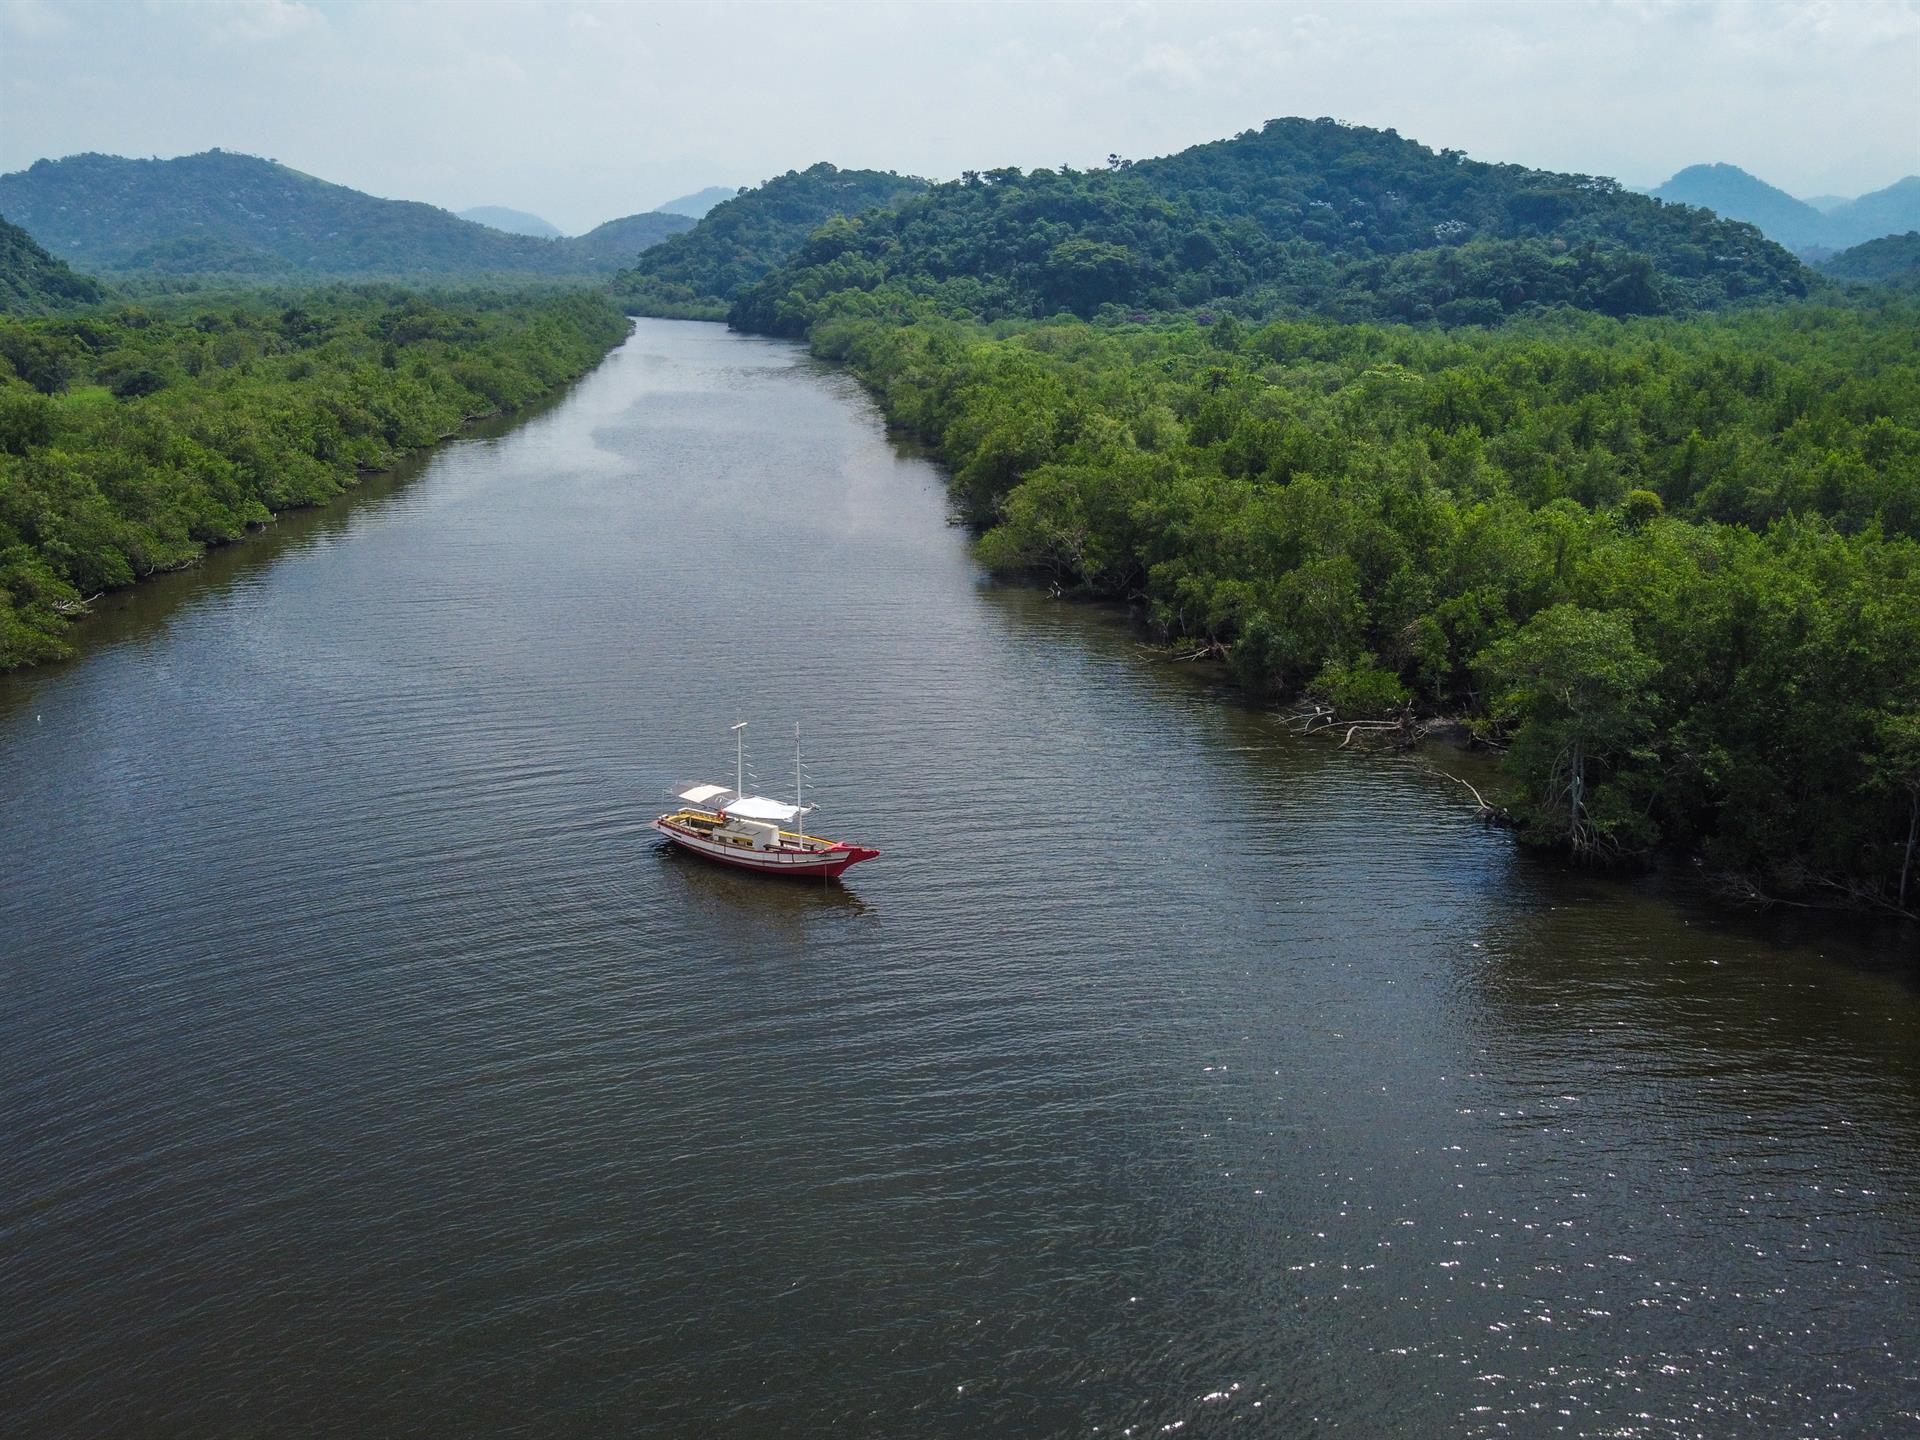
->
[202,0,325,45]
[1,0,1914,229]
[0,0,72,40]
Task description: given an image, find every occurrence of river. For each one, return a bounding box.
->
[3,319,1916,1438]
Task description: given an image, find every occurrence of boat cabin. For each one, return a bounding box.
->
[666,783,811,852]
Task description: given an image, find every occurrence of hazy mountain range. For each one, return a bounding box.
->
[0,151,693,279]
[457,206,562,238]
[6,130,1918,318]
[1650,164,1919,254]
[654,187,738,220]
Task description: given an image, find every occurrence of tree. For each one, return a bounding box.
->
[1479,604,1658,857]
[1869,710,1920,911]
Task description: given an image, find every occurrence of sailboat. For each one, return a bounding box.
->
[652,722,880,879]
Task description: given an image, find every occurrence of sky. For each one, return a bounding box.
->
[2,0,1916,234]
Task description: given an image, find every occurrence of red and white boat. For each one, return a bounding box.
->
[653,723,879,880]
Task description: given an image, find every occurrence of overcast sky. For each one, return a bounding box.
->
[2,0,1915,233]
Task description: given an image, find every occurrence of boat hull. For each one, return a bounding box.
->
[652,818,879,879]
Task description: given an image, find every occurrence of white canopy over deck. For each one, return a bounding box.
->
[670,783,808,824]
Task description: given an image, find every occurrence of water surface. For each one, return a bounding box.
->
[3,320,1916,1438]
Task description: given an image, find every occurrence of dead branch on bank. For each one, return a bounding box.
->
[1429,768,1514,827]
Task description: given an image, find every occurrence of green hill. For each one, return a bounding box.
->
[612,163,928,318]
[0,151,691,278]
[566,212,698,267]
[458,206,562,238]
[1819,231,1920,287]
[0,213,107,313]
[732,118,1810,335]
[1651,163,1830,251]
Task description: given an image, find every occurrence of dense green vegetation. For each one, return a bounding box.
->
[0,215,107,313]
[0,287,628,667]
[733,119,1810,335]
[612,163,927,319]
[1821,232,1920,288]
[795,301,1920,911]
[1652,165,1920,253]
[0,151,692,278]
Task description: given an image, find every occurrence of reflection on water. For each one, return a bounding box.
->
[2,320,1915,1439]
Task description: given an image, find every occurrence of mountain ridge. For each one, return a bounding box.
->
[0,151,691,278]
[613,163,929,318]
[731,117,1810,334]
[1652,163,1920,251]
[457,206,562,238]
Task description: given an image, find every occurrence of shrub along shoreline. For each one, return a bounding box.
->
[791,300,1920,917]
[0,287,630,669]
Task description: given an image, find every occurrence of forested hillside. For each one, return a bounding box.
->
[0,288,629,666]
[801,302,1920,910]
[0,151,691,278]
[611,163,927,319]
[0,215,107,313]
[733,118,1810,334]
[1821,232,1920,287]
[564,212,698,267]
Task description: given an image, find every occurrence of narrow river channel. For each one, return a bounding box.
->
[3,320,1916,1438]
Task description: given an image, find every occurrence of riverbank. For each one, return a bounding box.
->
[0,287,630,670]
[784,305,1920,925]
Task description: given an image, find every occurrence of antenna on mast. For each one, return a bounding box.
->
[731,720,747,801]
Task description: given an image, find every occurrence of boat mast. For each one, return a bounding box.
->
[732,720,746,802]
[795,722,804,845]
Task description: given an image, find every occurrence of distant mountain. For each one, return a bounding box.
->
[1824,178,1920,249]
[1819,231,1920,287]
[0,213,107,313]
[458,205,563,238]
[655,186,739,219]
[734,119,1810,335]
[0,151,689,278]
[613,163,928,317]
[1651,164,1829,251]
[1651,165,1920,252]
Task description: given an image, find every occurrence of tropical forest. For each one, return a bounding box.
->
[3,117,1918,916]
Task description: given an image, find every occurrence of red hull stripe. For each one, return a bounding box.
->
[654,820,878,880]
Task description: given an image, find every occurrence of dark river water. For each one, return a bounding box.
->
[3,320,1917,1439]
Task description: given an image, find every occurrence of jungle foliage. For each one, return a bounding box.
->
[804,300,1920,909]
[732,118,1812,335]
[0,214,108,314]
[610,163,927,319]
[0,286,629,668]
[1820,232,1920,289]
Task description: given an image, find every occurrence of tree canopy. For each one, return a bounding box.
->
[732,118,1811,334]
[610,163,927,320]
[0,287,629,667]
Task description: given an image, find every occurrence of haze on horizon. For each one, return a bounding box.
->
[2,0,1916,235]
